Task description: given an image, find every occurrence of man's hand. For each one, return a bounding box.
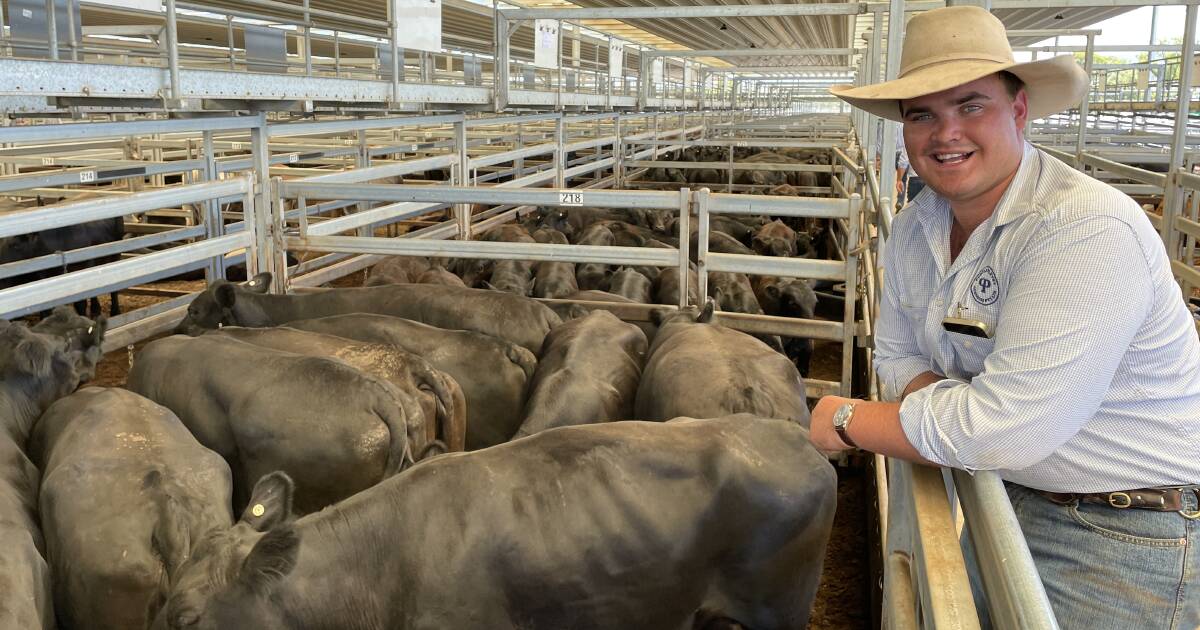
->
[810,395,855,457]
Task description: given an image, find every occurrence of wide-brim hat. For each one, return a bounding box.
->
[830,6,1089,122]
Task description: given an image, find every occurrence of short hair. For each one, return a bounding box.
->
[998,71,1025,99]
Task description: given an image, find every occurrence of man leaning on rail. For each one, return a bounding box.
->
[812,6,1200,629]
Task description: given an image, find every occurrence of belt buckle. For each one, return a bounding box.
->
[1108,492,1132,509]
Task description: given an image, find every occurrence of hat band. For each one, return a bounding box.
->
[900,51,1013,78]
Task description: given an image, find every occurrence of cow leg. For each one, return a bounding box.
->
[109,291,121,316]
[74,300,88,316]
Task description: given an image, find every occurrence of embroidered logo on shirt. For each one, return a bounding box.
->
[972,267,999,306]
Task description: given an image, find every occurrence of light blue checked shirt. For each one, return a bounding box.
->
[875,142,1200,493]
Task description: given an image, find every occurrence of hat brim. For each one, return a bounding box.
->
[830,54,1089,122]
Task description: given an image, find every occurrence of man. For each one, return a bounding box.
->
[819,6,1200,629]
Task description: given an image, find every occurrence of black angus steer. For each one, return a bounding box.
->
[635,302,810,426]
[284,314,536,450]
[150,415,836,630]
[515,310,647,437]
[209,326,466,453]
[0,315,104,630]
[175,273,560,355]
[127,334,432,514]
[29,387,234,630]
[0,217,124,317]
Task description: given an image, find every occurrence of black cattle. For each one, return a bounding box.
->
[364,256,431,286]
[515,310,647,437]
[0,217,124,317]
[0,314,103,630]
[608,267,653,304]
[415,264,466,287]
[209,326,466,453]
[752,220,799,258]
[29,387,234,630]
[174,273,561,355]
[150,415,836,630]
[128,334,428,514]
[283,314,535,450]
[654,264,699,307]
[636,303,809,425]
[531,228,578,299]
[574,223,615,291]
[753,277,820,377]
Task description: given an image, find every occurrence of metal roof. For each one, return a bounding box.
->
[70,1,1142,75]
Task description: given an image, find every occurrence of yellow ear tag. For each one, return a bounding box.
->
[251,503,265,517]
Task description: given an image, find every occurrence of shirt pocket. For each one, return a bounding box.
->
[944,319,996,375]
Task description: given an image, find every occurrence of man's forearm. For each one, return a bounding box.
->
[848,401,936,465]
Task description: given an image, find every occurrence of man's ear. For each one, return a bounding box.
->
[1011,87,1029,131]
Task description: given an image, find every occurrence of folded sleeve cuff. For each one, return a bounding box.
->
[898,378,974,471]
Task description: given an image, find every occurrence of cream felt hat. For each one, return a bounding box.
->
[830,6,1089,122]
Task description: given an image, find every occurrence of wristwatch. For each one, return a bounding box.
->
[832,402,859,449]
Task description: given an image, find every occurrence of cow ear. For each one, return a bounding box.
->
[699,298,716,324]
[765,283,782,300]
[214,283,238,309]
[152,493,192,579]
[244,273,272,294]
[238,527,299,595]
[14,336,54,379]
[89,316,107,347]
[240,472,294,532]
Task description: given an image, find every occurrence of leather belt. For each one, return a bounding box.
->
[1034,486,1200,514]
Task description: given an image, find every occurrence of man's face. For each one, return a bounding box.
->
[900,74,1028,209]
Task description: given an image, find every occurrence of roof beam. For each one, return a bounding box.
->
[501,4,865,21]
[641,47,858,58]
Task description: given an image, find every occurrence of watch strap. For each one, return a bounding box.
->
[835,403,859,449]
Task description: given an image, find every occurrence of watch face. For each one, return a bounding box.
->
[834,404,851,428]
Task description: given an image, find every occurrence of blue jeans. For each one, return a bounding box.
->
[965,483,1200,630]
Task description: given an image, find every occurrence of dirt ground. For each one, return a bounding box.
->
[86,277,873,630]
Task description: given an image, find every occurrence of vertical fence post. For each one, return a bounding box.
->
[165,0,181,108]
[677,187,691,309]
[45,0,58,60]
[1074,33,1095,170]
[1163,3,1198,282]
[201,131,225,282]
[696,187,710,303]
[842,194,861,397]
[269,176,289,289]
[453,118,472,240]
[614,115,624,188]
[554,113,565,188]
[248,115,275,285]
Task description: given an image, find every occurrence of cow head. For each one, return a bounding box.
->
[151,472,298,630]
[175,274,272,335]
[752,222,798,259]
[764,279,818,320]
[0,321,90,436]
[32,306,106,383]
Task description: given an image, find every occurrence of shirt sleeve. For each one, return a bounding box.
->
[873,231,935,402]
[899,214,1153,471]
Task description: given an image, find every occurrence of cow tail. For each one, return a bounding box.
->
[378,392,416,476]
[414,363,467,453]
[505,344,538,382]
